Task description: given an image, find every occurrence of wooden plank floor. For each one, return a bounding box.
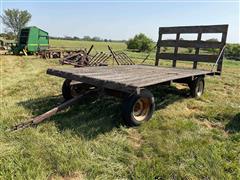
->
[47,65,213,92]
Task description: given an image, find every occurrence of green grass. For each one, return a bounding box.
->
[49,39,126,52]
[0,40,240,179]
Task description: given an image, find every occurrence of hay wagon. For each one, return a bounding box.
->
[47,24,228,126]
[10,24,228,131]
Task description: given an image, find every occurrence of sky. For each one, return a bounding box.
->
[0,0,239,43]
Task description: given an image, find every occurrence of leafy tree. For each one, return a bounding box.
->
[204,38,219,54]
[64,36,73,40]
[73,36,80,40]
[83,36,91,41]
[225,44,240,60]
[0,32,15,40]
[1,9,32,36]
[91,36,101,41]
[206,38,219,42]
[127,33,154,52]
[187,47,194,53]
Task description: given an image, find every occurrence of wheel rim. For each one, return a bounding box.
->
[133,97,151,121]
[70,85,79,97]
[70,82,85,97]
[196,80,204,97]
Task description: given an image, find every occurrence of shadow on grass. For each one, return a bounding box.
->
[18,94,122,139]
[149,84,189,110]
[18,85,189,139]
[225,113,240,133]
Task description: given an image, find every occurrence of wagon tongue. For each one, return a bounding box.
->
[7,89,98,132]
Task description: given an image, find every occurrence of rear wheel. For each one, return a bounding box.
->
[188,77,205,98]
[122,89,155,126]
[62,79,94,100]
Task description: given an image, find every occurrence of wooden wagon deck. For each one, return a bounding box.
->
[47,65,214,93]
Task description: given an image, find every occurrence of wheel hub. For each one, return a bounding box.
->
[196,80,204,97]
[133,97,151,121]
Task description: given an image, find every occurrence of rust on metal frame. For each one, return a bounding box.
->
[59,45,135,67]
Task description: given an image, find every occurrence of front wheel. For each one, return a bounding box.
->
[122,89,155,126]
[62,79,94,100]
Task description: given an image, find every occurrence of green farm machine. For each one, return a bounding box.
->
[12,26,81,58]
[13,26,49,55]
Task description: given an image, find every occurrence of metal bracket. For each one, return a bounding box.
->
[211,45,226,72]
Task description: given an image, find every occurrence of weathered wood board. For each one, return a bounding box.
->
[47,65,214,93]
[155,24,228,72]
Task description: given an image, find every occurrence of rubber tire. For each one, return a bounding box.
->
[62,79,90,100]
[122,89,155,126]
[62,79,74,100]
[188,77,205,98]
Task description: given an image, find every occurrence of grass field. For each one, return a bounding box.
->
[49,39,127,52]
[0,40,240,179]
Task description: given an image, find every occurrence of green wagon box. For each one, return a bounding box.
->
[14,26,49,54]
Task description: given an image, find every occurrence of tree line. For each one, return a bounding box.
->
[126,34,240,60]
[1,8,239,60]
[50,35,126,43]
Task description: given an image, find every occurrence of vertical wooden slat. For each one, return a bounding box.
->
[217,32,227,72]
[172,33,180,67]
[193,33,202,69]
[155,33,162,66]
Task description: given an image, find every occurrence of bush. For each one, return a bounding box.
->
[203,38,240,60]
[205,38,219,54]
[187,47,194,53]
[225,44,240,60]
[126,33,154,52]
[0,32,16,40]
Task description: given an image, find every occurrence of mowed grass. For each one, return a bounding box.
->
[0,40,240,179]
